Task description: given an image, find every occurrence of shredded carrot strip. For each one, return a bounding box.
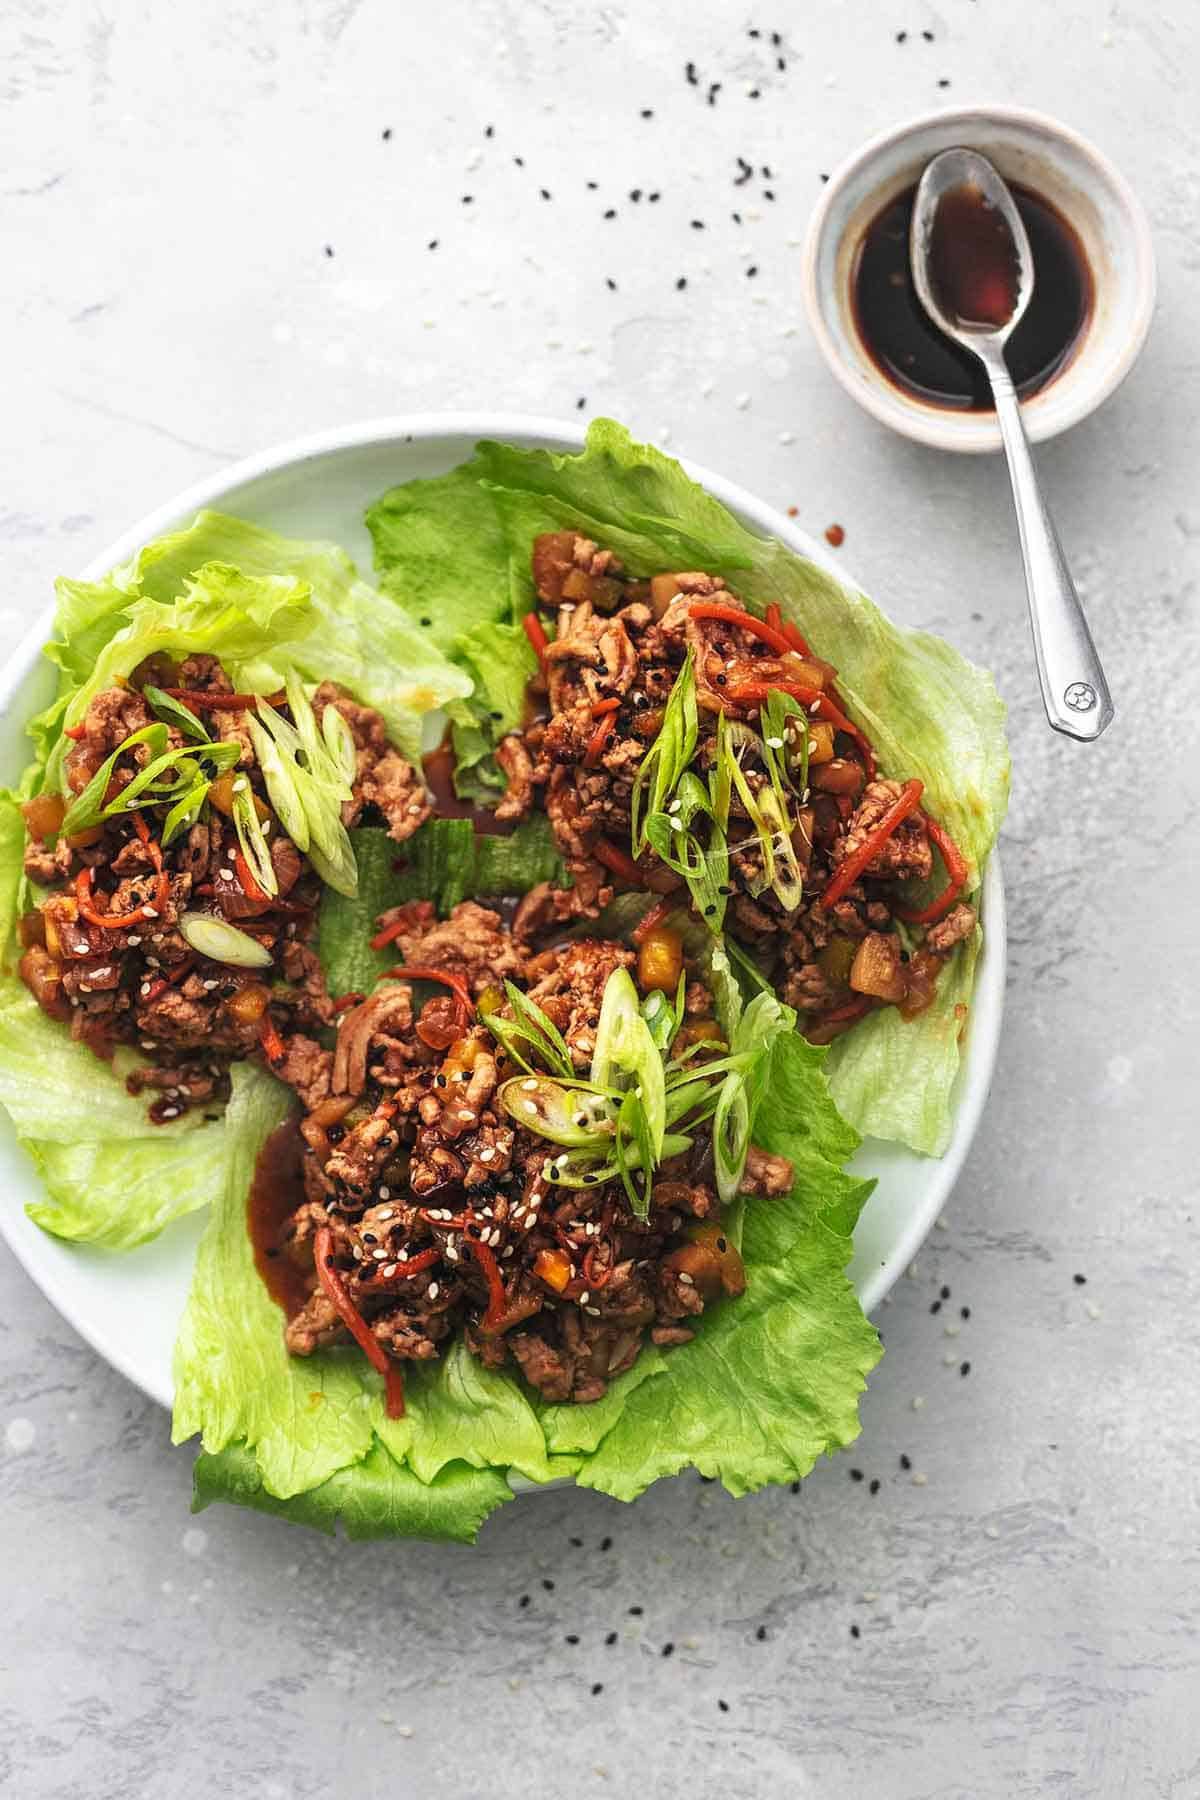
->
[313,1225,405,1419]
[687,601,794,655]
[820,779,924,910]
[892,815,971,925]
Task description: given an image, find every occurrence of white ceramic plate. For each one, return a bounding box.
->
[0,416,1005,1411]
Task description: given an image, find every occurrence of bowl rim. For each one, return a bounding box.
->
[0,412,1004,1408]
[800,101,1158,454]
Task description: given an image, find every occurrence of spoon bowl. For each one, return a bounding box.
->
[909,148,1114,743]
[910,148,1035,349]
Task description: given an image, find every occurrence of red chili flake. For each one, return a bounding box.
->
[825,522,845,546]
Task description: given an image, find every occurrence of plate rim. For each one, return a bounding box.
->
[0,412,1005,1409]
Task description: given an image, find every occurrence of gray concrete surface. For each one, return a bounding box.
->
[2,4,1198,1796]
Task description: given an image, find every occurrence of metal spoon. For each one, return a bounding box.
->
[910,147,1114,741]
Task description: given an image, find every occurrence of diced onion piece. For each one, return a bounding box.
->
[179,912,274,968]
[849,932,908,1004]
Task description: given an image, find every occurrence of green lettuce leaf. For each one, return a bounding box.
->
[464,420,1008,1153]
[192,1439,513,1545]
[318,820,564,997]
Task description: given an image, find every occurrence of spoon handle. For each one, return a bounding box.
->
[984,356,1114,741]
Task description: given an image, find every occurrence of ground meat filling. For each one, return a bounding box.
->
[15,661,428,1121]
[275,918,788,1405]
[514,529,977,1040]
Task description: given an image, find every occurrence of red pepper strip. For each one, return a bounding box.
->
[258,1015,286,1064]
[368,901,429,950]
[382,964,475,1031]
[234,848,271,905]
[582,1245,613,1290]
[593,837,643,885]
[364,1247,441,1283]
[522,611,549,671]
[765,603,782,635]
[591,696,621,716]
[583,709,618,767]
[892,814,971,925]
[820,778,924,911]
[142,955,195,1007]
[160,687,282,710]
[687,601,794,657]
[469,1235,509,1332]
[313,1225,405,1418]
[63,722,87,742]
[632,895,674,945]
[75,865,170,931]
[728,679,876,779]
[782,620,814,659]
[331,991,365,1013]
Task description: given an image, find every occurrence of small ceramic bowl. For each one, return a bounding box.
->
[801,104,1156,453]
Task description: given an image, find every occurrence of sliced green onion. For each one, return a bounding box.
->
[143,685,211,744]
[60,724,168,834]
[756,786,804,911]
[161,780,210,847]
[107,741,236,817]
[481,981,576,1080]
[630,652,697,852]
[232,779,278,897]
[497,1076,614,1147]
[178,911,274,969]
[245,712,310,852]
[321,700,358,786]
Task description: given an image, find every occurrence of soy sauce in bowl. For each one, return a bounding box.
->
[852,179,1092,411]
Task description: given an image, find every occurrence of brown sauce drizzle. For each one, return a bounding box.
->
[247,1114,311,1318]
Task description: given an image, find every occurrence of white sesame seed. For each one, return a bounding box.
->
[126,934,141,946]
[943,1351,958,1366]
[522,1078,538,1091]
[458,1109,475,1122]
[943,1322,960,1339]
[524,1100,538,1115]
[160,1106,180,1119]
[398,1249,409,1262]
[801,787,811,803]
[734,392,750,410]
[141,905,158,919]
[779,431,796,446]
[809,700,821,717]
[376,1205,393,1220]
[140,982,152,997]
[232,778,248,794]
[427,1282,439,1299]
[765,735,784,749]
[381,1263,398,1279]
[677,1271,694,1286]
[373,1247,388,1260]
[352,1245,364,1260]
[911,1472,928,1487]
[808,739,819,755]
[479,1148,495,1163]
[578,1290,590,1306]
[911,1395,926,1411]
[445,1244,459,1263]
[503,1245,514,1259]
[202,979,218,991]
[555,1153,569,1169]
[378,1189,391,1203]
[585,1306,601,1316]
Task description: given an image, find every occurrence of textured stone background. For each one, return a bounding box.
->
[2,4,1198,1797]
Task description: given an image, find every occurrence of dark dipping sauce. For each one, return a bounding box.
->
[247,1114,310,1318]
[422,738,514,837]
[852,179,1092,411]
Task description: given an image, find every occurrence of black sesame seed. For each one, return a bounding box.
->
[771,31,781,46]
[718,1698,729,1713]
[485,123,494,138]
[586,179,598,190]
[576,396,587,410]
[542,1578,555,1591]
[323,245,334,258]
[591,1682,604,1696]
[569,1535,583,1547]
[819,171,829,183]
[896,29,907,42]
[565,1633,579,1645]
[930,1300,941,1314]
[600,1536,613,1551]
[849,1467,864,1482]
[755,1624,767,1642]
[869,1478,880,1495]
[748,88,761,99]
[661,1642,675,1657]
[715,674,727,687]
[489,709,504,721]
[603,208,617,220]
[746,265,758,278]
[605,277,618,291]
[540,188,552,200]
[900,1453,912,1470]
[630,188,643,202]
[461,195,473,204]
[941,1285,950,1299]
[419,615,432,626]
[790,1480,800,1494]
[716,1237,727,1253]
[675,276,687,290]
[690,219,705,229]
[519,1594,530,1608]
[850,1623,861,1639]
[707,83,721,105]
[686,62,698,84]
[703,904,717,917]
[748,26,760,37]
[732,210,742,223]
[1073,1273,1087,1285]
[381,127,392,141]
[961,1306,971,1320]
[629,1605,643,1616]
[960,1361,972,1377]
[427,239,438,251]
[937,77,951,87]
[605,1631,617,1646]
[776,55,785,70]
[763,189,775,201]
[922,28,935,40]
[514,155,524,167]
[641,108,653,118]
[649,191,661,203]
